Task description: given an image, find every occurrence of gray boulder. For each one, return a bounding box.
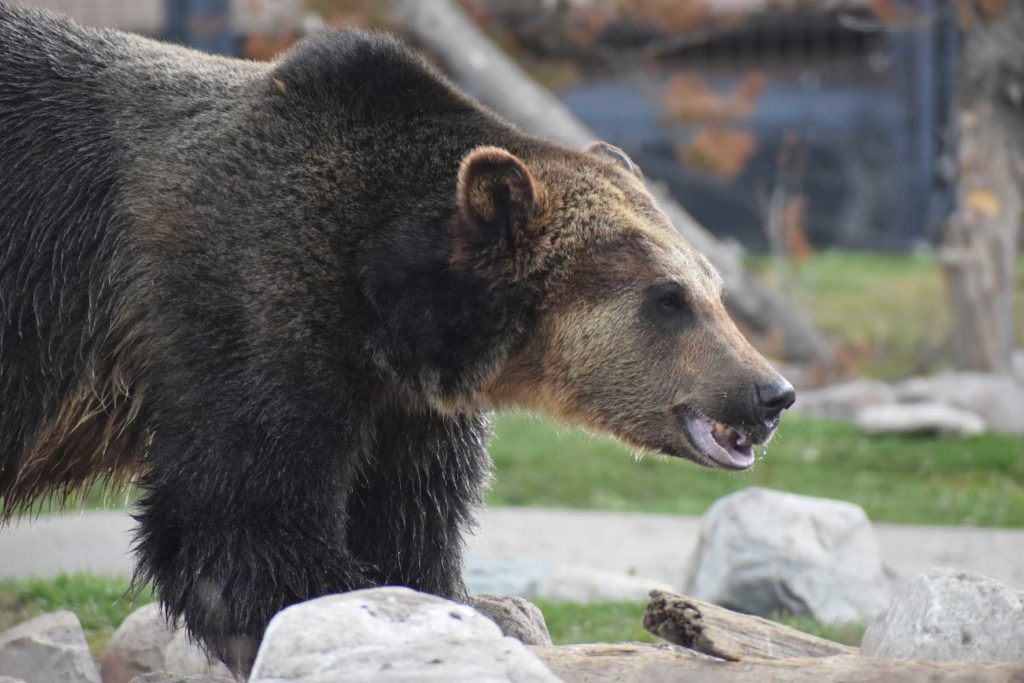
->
[862,568,1024,662]
[856,403,986,438]
[0,677,27,683]
[468,595,552,646]
[248,587,559,682]
[685,488,890,624]
[896,372,1024,434]
[100,604,231,683]
[0,611,100,683]
[1013,350,1024,382]
[791,380,896,420]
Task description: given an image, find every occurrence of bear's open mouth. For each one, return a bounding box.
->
[680,411,758,470]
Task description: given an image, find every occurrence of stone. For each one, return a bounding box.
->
[535,565,673,603]
[0,677,27,683]
[791,380,896,420]
[249,587,559,682]
[861,568,1024,662]
[685,488,890,624]
[467,595,552,646]
[100,604,231,683]
[856,403,986,438]
[128,675,233,683]
[896,372,1024,434]
[0,611,100,683]
[1013,350,1024,382]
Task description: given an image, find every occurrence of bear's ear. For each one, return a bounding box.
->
[584,141,642,179]
[453,146,548,276]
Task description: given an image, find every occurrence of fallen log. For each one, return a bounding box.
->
[643,589,855,661]
[531,643,1024,683]
[388,0,833,365]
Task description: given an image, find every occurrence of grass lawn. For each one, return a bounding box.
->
[17,413,1024,528]
[0,575,153,656]
[748,251,1024,378]
[0,574,862,658]
[487,413,1024,528]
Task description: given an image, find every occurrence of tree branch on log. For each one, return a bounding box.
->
[388,0,833,366]
[643,589,856,661]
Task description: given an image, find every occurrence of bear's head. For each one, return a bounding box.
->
[453,142,795,470]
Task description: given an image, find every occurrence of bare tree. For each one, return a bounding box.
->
[939,0,1024,372]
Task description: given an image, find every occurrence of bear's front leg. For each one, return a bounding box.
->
[346,406,492,600]
[132,394,370,675]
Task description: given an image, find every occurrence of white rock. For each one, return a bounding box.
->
[100,604,231,683]
[791,380,896,420]
[896,372,1024,434]
[856,403,986,438]
[862,568,1024,662]
[0,611,101,683]
[467,595,552,646]
[0,676,27,683]
[249,587,560,682]
[535,566,673,603]
[685,488,890,624]
[1012,350,1024,383]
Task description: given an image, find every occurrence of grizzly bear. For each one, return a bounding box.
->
[0,2,794,673]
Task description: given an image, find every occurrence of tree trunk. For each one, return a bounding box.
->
[388,0,833,366]
[940,2,1024,372]
[532,643,1024,683]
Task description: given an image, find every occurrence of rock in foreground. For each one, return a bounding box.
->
[685,487,890,623]
[101,604,231,683]
[0,611,100,683]
[248,587,559,682]
[862,568,1024,662]
[468,595,552,646]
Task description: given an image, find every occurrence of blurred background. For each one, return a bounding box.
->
[1,0,1022,667]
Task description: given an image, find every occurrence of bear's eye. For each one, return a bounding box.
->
[643,282,690,332]
[658,289,681,313]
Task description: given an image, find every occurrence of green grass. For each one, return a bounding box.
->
[0,574,153,656]
[16,413,1024,527]
[486,413,1024,527]
[0,575,860,657]
[748,251,1024,377]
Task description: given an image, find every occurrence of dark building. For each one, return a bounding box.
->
[474,0,959,251]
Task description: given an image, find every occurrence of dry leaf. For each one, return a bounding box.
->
[966,189,1001,218]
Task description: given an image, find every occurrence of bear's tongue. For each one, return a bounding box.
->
[683,413,755,470]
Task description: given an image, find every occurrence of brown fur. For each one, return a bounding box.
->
[1,329,149,520]
[481,144,781,463]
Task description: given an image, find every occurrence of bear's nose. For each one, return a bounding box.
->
[754,378,796,419]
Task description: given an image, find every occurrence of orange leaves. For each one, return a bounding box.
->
[662,71,766,123]
[663,71,766,180]
[677,127,757,180]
